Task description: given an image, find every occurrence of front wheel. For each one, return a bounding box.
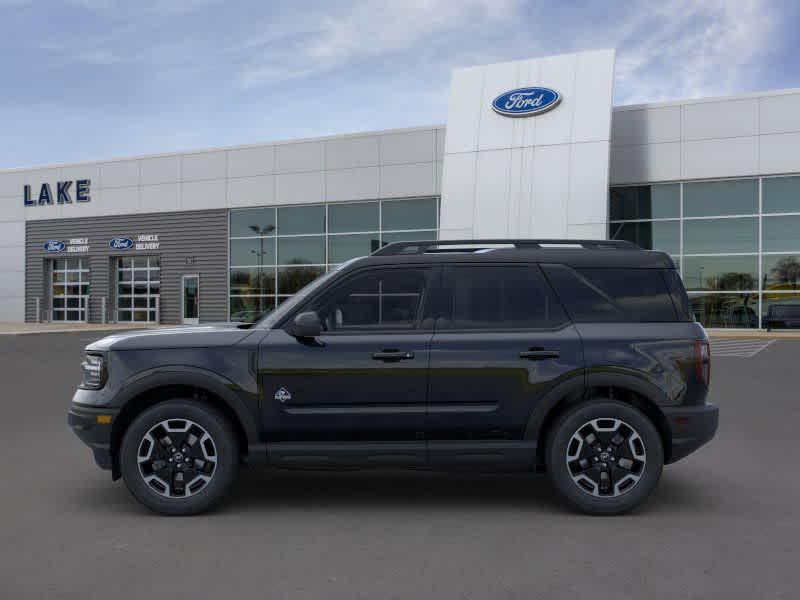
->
[546,400,663,515]
[120,400,238,515]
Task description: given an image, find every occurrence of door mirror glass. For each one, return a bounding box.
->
[291,311,322,338]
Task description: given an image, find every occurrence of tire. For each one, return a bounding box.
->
[120,400,238,515]
[545,400,663,515]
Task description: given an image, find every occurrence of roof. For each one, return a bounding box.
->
[356,239,675,269]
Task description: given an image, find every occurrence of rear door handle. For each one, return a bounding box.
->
[372,350,415,362]
[519,349,560,360]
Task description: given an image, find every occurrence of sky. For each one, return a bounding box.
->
[1,0,798,169]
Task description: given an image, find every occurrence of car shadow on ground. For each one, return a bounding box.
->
[67,466,722,517]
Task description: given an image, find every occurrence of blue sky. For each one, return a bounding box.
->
[1,0,797,168]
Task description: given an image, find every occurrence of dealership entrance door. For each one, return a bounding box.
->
[116,256,161,323]
[182,274,199,324]
[51,258,89,322]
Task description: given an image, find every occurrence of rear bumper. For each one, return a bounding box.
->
[663,402,719,464]
[68,403,119,471]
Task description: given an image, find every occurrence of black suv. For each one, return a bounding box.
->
[68,239,717,515]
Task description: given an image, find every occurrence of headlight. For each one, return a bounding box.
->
[80,353,107,390]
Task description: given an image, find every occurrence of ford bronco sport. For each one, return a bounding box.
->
[68,239,718,515]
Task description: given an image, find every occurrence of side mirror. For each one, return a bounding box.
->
[290,311,322,339]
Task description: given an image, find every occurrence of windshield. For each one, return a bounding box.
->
[255,257,365,329]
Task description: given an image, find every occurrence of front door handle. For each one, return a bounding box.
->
[372,350,415,362]
[519,349,560,360]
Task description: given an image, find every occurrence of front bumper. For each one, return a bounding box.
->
[663,402,719,463]
[68,403,119,471]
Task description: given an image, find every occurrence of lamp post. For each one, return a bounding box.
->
[249,224,275,315]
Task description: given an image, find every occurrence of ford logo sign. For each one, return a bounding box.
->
[491,87,561,117]
[109,237,134,250]
[44,240,65,253]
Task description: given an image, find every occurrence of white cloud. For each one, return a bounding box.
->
[614,0,778,104]
[236,0,520,89]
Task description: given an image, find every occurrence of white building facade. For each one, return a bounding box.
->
[2,48,800,329]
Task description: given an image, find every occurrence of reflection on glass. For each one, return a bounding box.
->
[762,254,800,290]
[683,218,757,254]
[609,184,680,220]
[277,266,326,295]
[230,296,275,322]
[230,207,276,237]
[762,292,800,329]
[382,198,437,230]
[682,255,758,291]
[229,267,276,295]
[762,215,800,253]
[609,221,679,254]
[278,205,325,235]
[381,230,437,246]
[328,202,379,233]
[689,293,758,328]
[762,176,800,214]
[684,179,757,217]
[230,238,276,267]
[328,234,380,263]
[277,236,325,265]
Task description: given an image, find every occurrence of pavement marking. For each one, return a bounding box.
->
[711,338,776,357]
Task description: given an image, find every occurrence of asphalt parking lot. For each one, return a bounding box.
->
[0,332,797,599]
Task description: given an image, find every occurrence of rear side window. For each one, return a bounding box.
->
[439,265,568,330]
[663,269,693,322]
[542,265,678,323]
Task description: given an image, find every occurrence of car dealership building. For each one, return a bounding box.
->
[2,48,800,328]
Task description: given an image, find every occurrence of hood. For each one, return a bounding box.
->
[85,323,258,352]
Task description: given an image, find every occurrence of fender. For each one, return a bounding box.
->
[523,369,672,441]
[113,366,260,444]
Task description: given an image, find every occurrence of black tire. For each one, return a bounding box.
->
[120,400,238,515]
[545,400,663,515]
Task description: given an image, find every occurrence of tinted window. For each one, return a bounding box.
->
[440,266,567,330]
[311,268,428,331]
[609,184,680,220]
[543,265,678,322]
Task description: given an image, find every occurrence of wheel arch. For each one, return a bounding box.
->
[109,368,260,480]
[526,371,673,468]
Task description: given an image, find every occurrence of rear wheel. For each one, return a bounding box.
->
[120,400,238,515]
[546,400,663,515]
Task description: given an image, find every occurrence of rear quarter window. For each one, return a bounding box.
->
[542,265,680,323]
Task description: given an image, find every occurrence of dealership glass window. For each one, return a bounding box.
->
[229,197,439,321]
[762,254,800,290]
[116,256,160,323]
[762,176,800,214]
[688,293,758,329]
[230,207,276,237]
[683,179,758,217]
[328,234,380,264]
[682,217,757,254]
[761,292,800,329]
[52,258,89,322]
[609,184,680,220]
[682,255,758,291]
[278,205,325,235]
[762,215,800,253]
[382,197,438,231]
[608,221,679,255]
[277,236,326,265]
[328,202,379,233]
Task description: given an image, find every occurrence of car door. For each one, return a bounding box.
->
[426,264,584,464]
[259,265,436,445]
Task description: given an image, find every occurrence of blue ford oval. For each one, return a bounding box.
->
[492,87,561,117]
[44,240,65,253]
[109,237,134,250]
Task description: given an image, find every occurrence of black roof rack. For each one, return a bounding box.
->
[372,239,637,256]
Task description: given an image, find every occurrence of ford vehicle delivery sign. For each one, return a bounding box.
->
[491,87,561,117]
[44,240,65,253]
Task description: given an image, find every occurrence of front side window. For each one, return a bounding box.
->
[439,265,568,330]
[310,268,429,332]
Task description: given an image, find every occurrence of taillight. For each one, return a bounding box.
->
[694,339,711,388]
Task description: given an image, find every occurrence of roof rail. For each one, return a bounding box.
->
[372,239,637,256]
